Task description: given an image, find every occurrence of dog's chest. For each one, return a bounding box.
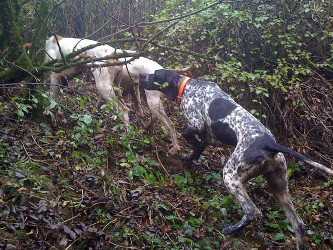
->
[180,82,217,129]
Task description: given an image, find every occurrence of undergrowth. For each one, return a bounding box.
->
[0,82,332,249]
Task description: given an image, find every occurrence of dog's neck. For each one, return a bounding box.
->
[177,76,191,105]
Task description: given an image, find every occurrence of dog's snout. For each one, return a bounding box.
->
[139,73,146,82]
[139,73,151,87]
[139,73,147,80]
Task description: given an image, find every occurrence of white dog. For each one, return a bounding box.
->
[44,35,131,123]
[44,35,192,154]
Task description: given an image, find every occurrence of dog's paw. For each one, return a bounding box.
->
[168,144,181,156]
[221,224,236,235]
[181,151,200,162]
[180,153,192,162]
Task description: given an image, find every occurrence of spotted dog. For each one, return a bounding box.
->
[139,69,333,250]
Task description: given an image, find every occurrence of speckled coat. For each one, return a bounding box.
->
[139,69,333,250]
[180,79,274,149]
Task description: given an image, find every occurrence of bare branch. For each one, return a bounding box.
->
[137,0,235,26]
[137,38,225,63]
[42,51,145,73]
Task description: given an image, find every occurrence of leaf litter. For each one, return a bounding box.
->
[0,83,332,249]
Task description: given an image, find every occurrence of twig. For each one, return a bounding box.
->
[108,241,139,249]
[141,21,179,51]
[3,58,40,82]
[102,220,112,231]
[64,235,83,250]
[209,223,227,239]
[22,143,32,162]
[138,0,234,26]
[42,51,144,73]
[155,146,170,178]
[62,213,82,224]
[31,135,48,155]
[138,38,225,63]
[161,199,184,221]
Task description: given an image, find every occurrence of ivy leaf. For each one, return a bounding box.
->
[82,114,93,126]
[157,202,170,211]
[17,109,25,117]
[128,170,134,181]
[266,223,279,228]
[272,232,284,242]
[49,99,57,109]
[174,174,186,186]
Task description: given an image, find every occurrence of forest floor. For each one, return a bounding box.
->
[1,78,332,249]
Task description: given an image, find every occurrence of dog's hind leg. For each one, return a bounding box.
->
[93,67,130,124]
[263,153,305,250]
[49,72,63,98]
[133,81,144,117]
[49,67,83,98]
[222,158,263,234]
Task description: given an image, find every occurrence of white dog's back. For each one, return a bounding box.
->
[44,35,121,63]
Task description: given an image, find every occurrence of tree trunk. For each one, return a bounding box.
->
[0,0,50,122]
[0,0,34,83]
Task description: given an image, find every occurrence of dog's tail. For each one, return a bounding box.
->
[266,143,333,175]
[169,62,195,74]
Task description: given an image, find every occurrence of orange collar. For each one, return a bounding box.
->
[177,76,191,105]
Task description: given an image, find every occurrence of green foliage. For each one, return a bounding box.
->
[265,209,291,243]
[146,0,333,118]
[203,172,222,183]
[202,192,234,218]
[287,162,301,178]
[14,98,33,118]
[173,172,196,194]
[1,81,331,249]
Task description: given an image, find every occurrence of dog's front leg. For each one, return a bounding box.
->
[181,124,206,162]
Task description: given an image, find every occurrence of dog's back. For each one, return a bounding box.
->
[182,79,271,145]
[44,35,121,62]
[120,57,163,82]
[45,35,96,61]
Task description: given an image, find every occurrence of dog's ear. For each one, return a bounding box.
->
[154,69,168,81]
[165,70,180,84]
[155,69,180,83]
[163,71,180,101]
[154,69,180,101]
[164,88,177,101]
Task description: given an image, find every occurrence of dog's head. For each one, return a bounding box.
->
[139,69,181,101]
